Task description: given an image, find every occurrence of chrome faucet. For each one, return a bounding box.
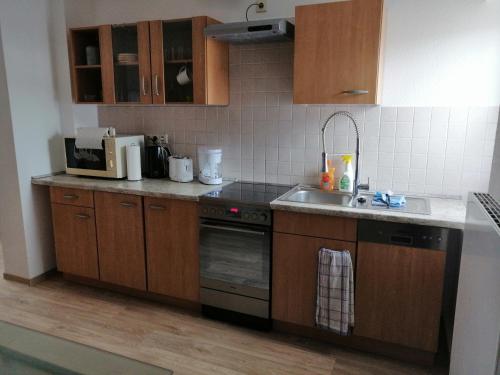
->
[321,111,368,199]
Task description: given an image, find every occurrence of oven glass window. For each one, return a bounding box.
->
[200,222,270,291]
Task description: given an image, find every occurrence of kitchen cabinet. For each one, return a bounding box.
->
[145,197,200,302]
[68,26,114,104]
[149,17,228,105]
[100,22,152,104]
[272,233,356,327]
[354,242,445,352]
[272,210,357,327]
[51,203,99,280]
[69,16,228,105]
[293,0,383,104]
[94,192,147,290]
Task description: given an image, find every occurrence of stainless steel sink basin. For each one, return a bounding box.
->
[278,186,431,215]
[282,188,354,206]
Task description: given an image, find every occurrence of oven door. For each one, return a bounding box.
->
[199,219,271,300]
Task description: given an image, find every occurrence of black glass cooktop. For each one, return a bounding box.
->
[201,182,293,206]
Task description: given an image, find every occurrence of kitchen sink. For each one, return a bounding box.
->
[278,186,431,215]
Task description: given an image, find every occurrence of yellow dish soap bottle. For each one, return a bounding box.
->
[320,160,335,191]
[339,155,354,193]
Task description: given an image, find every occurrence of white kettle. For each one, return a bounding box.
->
[168,155,193,183]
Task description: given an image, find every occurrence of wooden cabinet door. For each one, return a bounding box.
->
[101,22,152,104]
[51,203,99,279]
[293,0,383,104]
[95,192,146,290]
[145,197,199,302]
[272,233,356,327]
[354,242,445,352]
[149,17,228,105]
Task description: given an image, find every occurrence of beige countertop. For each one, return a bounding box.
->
[33,174,466,230]
[271,196,466,230]
[31,174,231,201]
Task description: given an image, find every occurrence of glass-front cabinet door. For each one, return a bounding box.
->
[108,22,152,104]
[150,19,196,104]
[84,18,228,105]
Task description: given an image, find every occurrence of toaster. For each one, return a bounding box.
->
[168,156,193,182]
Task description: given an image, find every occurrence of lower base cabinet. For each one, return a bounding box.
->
[145,197,199,302]
[94,192,147,291]
[354,242,446,352]
[272,232,357,327]
[51,203,99,280]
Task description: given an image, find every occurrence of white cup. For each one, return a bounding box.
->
[176,65,192,86]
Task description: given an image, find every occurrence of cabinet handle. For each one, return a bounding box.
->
[342,90,369,95]
[75,213,90,220]
[141,76,147,96]
[120,201,136,208]
[63,194,78,200]
[149,204,166,211]
[153,74,160,96]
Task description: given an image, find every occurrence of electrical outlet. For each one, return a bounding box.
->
[256,0,267,13]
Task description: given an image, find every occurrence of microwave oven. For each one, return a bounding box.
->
[64,135,144,178]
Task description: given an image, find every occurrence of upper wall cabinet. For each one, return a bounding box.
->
[68,17,229,105]
[69,26,113,104]
[293,0,384,105]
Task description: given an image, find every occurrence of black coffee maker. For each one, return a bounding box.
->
[145,135,172,178]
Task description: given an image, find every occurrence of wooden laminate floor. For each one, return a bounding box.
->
[0,254,446,375]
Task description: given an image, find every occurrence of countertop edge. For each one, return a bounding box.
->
[31,176,202,202]
[33,175,465,230]
[270,201,465,231]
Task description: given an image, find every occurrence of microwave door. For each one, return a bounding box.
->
[65,138,107,171]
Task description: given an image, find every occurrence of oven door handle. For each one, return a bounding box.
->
[200,223,266,236]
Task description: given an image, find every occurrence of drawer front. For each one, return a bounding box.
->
[273,210,357,242]
[50,187,94,208]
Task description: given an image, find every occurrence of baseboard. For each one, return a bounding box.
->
[273,320,436,366]
[3,268,57,286]
[63,273,201,313]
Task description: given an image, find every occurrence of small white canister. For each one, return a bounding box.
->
[197,147,222,185]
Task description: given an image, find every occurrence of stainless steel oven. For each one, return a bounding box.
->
[199,201,272,320]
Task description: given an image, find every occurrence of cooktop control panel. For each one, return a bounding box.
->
[199,203,271,226]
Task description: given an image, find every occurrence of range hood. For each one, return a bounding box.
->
[204,19,294,44]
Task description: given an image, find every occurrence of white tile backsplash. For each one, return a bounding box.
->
[98,42,499,199]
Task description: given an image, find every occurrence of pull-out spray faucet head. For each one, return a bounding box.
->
[320,111,361,197]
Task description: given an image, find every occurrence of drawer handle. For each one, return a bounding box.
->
[75,213,90,220]
[342,90,369,95]
[63,194,78,200]
[149,204,166,211]
[120,201,136,208]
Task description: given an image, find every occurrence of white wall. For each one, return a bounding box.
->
[0,27,30,277]
[489,112,500,200]
[64,0,500,107]
[0,0,71,278]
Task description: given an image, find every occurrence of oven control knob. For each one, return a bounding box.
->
[260,213,268,221]
[251,213,258,220]
[202,207,208,215]
[217,208,224,216]
[209,208,216,215]
[243,213,249,220]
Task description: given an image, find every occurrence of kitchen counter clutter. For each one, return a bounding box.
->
[32,174,232,201]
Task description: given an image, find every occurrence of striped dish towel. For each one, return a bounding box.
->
[315,248,354,336]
